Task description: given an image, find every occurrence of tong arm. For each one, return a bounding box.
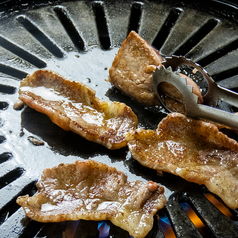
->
[195,104,238,130]
[209,83,238,108]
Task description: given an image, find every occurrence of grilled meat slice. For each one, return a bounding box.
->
[125,112,238,209]
[108,31,203,109]
[17,160,166,238]
[108,31,163,106]
[19,70,138,150]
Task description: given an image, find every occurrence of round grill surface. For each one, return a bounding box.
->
[0,0,238,237]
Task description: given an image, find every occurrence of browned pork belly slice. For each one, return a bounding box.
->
[125,112,238,209]
[16,160,166,238]
[19,70,138,150]
[108,31,203,109]
[108,31,163,106]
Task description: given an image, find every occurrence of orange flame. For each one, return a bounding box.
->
[204,193,234,218]
[186,206,205,230]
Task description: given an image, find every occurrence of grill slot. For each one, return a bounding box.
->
[180,202,212,237]
[0,167,24,190]
[204,193,235,219]
[53,6,86,52]
[33,222,68,238]
[0,84,16,94]
[73,220,99,238]
[92,2,111,50]
[109,222,132,238]
[0,152,12,164]
[158,212,174,238]
[0,101,8,110]
[0,177,36,231]
[19,220,44,238]
[0,36,46,69]
[17,16,64,58]
[174,19,219,56]
[152,8,182,50]
[19,222,67,238]
[0,209,27,237]
[165,195,203,238]
[211,67,238,83]
[127,2,143,34]
[0,64,27,80]
[0,135,6,144]
[0,180,36,226]
[196,37,238,67]
[187,190,238,238]
[158,189,238,238]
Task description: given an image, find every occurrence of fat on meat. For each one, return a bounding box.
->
[18,70,138,150]
[125,112,238,209]
[16,160,166,238]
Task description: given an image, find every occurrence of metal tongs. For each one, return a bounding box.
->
[153,55,238,129]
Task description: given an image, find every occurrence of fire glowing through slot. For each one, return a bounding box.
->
[159,215,176,238]
[97,221,110,238]
[180,202,213,237]
[204,193,234,219]
[180,203,205,231]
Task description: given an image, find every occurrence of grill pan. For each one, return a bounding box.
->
[0,0,238,237]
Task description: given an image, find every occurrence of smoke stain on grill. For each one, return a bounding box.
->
[174,18,219,56]
[152,8,182,50]
[53,6,86,52]
[92,2,111,50]
[127,2,143,34]
[17,16,64,58]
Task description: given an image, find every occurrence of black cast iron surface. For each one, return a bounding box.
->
[0,0,238,237]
